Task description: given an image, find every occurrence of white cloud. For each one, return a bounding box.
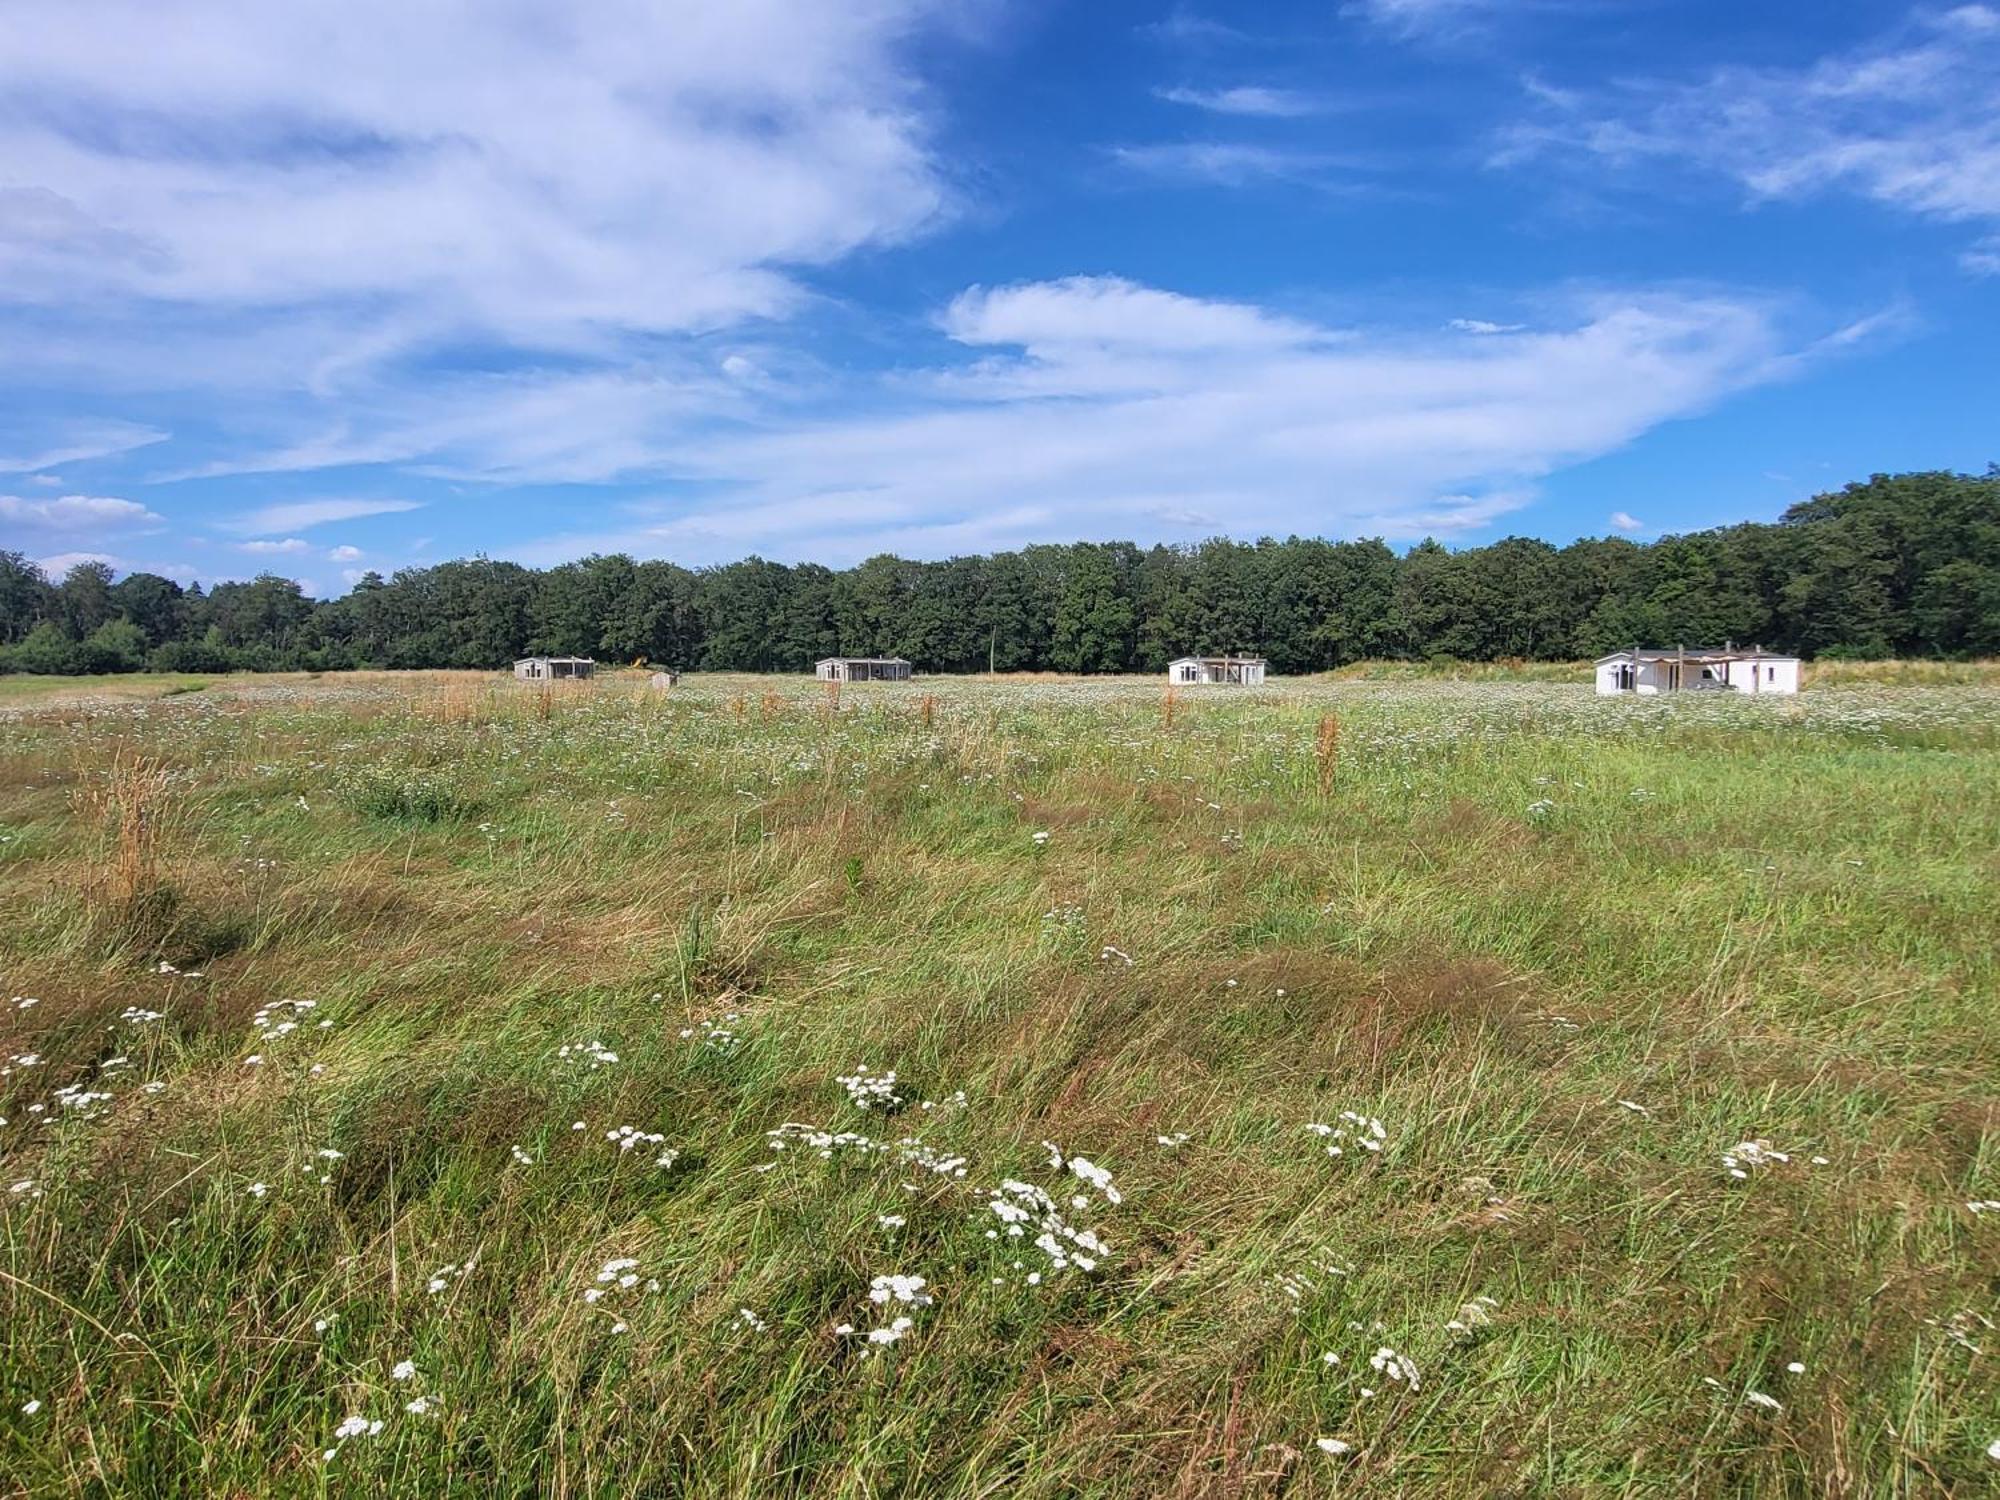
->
[0,420,168,473]
[0,2,957,377]
[0,493,163,533]
[485,278,1834,566]
[35,550,122,577]
[222,498,423,535]
[1107,142,1366,186]
[1608,510,1644,533]
[1345,0,1504,39]
[943,276,1326,355]
[1156,85,1322,118]
[237,537,310,555]
[1446,318,1527,335]
[327,544,364,562]
[1498,6,2000,266]
[1139,7,1254,48]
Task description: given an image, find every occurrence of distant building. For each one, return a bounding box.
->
[1167,655,1267,686]
[1594,646,1800,696]
[513,656,595,680]
[816,657,913,682]
[648,670,678,690]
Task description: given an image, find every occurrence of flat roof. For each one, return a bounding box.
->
[1595,649,1798,663]
[817,656,910,664]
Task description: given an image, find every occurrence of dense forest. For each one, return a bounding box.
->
[2,470,1995,675]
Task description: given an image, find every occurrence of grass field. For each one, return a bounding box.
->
[1,670,1996,1496]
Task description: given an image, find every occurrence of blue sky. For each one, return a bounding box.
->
[2,0,1996,596]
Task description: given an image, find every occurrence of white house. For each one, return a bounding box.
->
[815,656,913,682]
[1594,646,1800,696]
[1167,655,1267,686]
[513,655,595,680]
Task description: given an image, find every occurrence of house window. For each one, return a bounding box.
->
[1767,666,1776,681]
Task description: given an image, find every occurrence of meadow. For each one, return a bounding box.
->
[1,668,1996,1497]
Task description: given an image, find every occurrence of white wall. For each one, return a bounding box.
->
[1599,657,1799,695]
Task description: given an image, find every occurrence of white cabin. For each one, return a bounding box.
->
[513,655,595,680]
[1595,647,1799,696]
[1167,655,1267,686]
[816,656,912,682]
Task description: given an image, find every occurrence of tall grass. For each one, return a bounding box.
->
[0,671,1995,1496]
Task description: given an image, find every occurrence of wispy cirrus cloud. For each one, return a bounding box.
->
[0,419,168,474]
[221,498,424,535]
[1496,5,2000,272]
[1107,141,1376,187]
[1344,0,1507,40]
[1156,85,1323,117]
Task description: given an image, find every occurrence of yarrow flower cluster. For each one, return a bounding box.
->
[836,1066,903,1111]
[605,1125,678,1169]
[583,1256,662,1334]
[895,1138,970,1179]
[1045,1141,1123,1206]
[251,998,326,1042]
[679,1014,745,1053]
[1306,1112,1388,1158]
[1368,1346,1420,1391]
[983,1178,1110,1285]
[765,1122,886,1161]
[425,1259,475,1295]
[557,1041,619,1069]
[834,1273,934,1354]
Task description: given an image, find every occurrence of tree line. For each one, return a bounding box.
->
[2,470,1995,676]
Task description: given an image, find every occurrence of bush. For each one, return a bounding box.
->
[77,619,150,673]
[1,621,81,674]
[148,639,234,673]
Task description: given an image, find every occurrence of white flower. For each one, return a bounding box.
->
[1986,1437,2000,1462]
[1369,1346,1420,1389]
[1315,1437,1351,1456]
[405,1396,435,1415]
[1031,830,1049,845]
[247,1182,269,1198]
[836,1066,904,1111]
[391,1359,416,1381]
[867,1273,932,1307]
[1744,1390,1782,1411]
[1785,1361,1805,1374]
[21,1399,42,1415]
